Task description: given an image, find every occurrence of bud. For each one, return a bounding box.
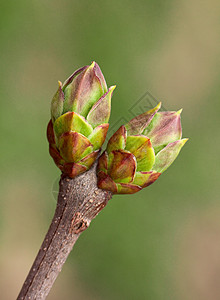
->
[47,62,116,178]
[97,103,188,194]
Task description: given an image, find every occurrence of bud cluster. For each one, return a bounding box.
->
[48,62,188,193]
[47,62,115,178]
[97,103,188,194]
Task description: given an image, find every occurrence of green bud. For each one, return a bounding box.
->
[47,62,115,178]
[97,103,188,194]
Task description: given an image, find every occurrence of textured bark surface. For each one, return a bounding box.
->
[17,162,112,300]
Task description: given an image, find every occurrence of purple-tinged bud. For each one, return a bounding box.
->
[97,103,188,194]
[143,109,182,153]
[125,102,161,135]
[62,61,108,117]
[48,62,115,178]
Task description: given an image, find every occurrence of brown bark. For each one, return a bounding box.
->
[17,162,112,300]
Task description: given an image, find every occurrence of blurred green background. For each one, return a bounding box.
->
[1,0,220,299]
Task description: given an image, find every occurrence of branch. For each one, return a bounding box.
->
[17,161,112,300]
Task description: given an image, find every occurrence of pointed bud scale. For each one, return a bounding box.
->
[153,138,188,173]
[106,125,127,154]
[63,62,107,117]
[77,150,100,169]
[97,103,188,194]
[86,86,116,128]
[125,136,155,172]
[125,135,148,153]
[51,81,65,123]
[59,131,92,163]
[63,162,87,179]
[97,151,108,174]
[88,124,109,150]
[97,171,118,193]
[49,145,65,167]
[143,110,182,153]
[93,61,108,93]
[47,120,56,145]
[53,112,93,141]
[125,102,161,135]
[62,65,89,114]
[116,183,141,194]
[47,62,115,178]
[132,171,161,188]
[62,66,88,91]
[108,150,136,184]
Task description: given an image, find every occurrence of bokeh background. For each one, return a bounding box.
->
[1,0,220,299]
